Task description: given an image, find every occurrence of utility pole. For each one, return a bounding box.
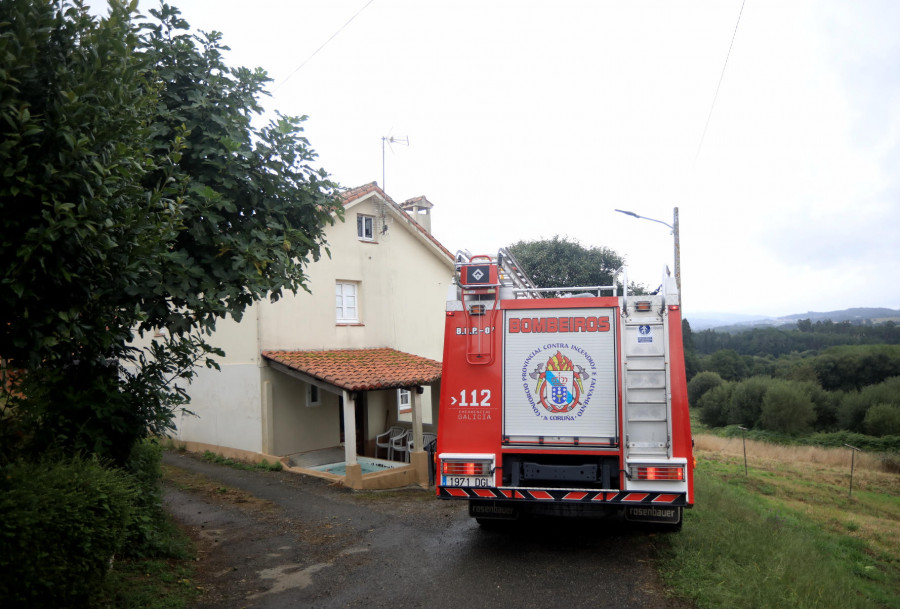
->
[614,207,682,299]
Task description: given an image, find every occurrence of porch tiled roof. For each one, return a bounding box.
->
[261,348,441,392]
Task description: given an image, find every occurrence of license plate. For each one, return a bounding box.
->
[442,475,492,488]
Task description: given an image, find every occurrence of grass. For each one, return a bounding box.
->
[97,516,199,609]
[200,450,284,472]
[658,434,900,608]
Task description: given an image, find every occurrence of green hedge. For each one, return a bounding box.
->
[0,457,136,608]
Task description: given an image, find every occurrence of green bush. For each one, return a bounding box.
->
[863,403,900,437]
[0,457,136,607]
[838,376,900,432]
[698,382,734,427]
[759,380,816,435]
[726,376,770,427]
[687,371,724,407]
[122,439,190,559]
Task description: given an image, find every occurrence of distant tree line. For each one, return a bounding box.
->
[689,372,900,438]
[683,319,900,439]
[690,319,900,357]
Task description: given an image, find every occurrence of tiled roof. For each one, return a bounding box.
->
[339,182,454,261]
[340,181,387,205]
[262,348,442,392]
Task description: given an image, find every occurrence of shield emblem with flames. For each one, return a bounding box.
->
[533,350,585,413]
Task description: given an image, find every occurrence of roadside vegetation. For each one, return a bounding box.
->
[683,317,900,469]
[663,317,900,608]
[0,1,336,605]
[200,450,284,472]
[1,441,199,608]
[659,433,900,609]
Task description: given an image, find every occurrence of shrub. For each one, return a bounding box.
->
[122,439,189,559]
[688,371,724,407]
[0,457,136,607]
[699,382,734,427]
[704,349,748,381]
[863,403,900,437]
[837,376,900,432]
[727,376,770,427]
[759,381,816,435]
[800,382,841,431]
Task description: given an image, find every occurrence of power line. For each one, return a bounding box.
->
[274,0,377,92]
[694,0,747,165]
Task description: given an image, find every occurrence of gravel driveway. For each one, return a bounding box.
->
[162,451,691,609]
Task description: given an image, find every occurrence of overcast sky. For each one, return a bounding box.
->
[95,1,900,318]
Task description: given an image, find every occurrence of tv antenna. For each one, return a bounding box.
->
[381,135,409,193]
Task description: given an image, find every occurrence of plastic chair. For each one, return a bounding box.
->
[391,430,411,463]
[410,432,437,453]
[375,426,405,460]
[422,432,437,451]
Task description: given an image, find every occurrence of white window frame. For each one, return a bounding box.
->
[398,388,411,414]
[336,281,359,324]
[357,214,375,242]
[307,383,321,407]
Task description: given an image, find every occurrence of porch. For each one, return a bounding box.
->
[262,348,441,490]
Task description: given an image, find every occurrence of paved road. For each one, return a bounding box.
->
[163,452,690,609]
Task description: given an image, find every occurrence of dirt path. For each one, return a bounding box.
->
[163,451,690,609]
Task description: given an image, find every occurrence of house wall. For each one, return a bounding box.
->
[174,363,263,453]
[263,367,341,456]
[258,195,453,361]
[170,191,453,458]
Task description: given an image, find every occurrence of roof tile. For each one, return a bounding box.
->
[262,348,442,392]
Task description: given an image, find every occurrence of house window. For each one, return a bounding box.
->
[307,383,321,407]
[336,281,358,323]
[357,214,375,241]
[398,388,411,414]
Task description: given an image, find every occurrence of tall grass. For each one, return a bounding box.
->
[695,434,887,473]
[658,435,900,609]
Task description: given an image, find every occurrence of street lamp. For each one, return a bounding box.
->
[615,207,681,298]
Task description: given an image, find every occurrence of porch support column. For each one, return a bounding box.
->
[411,386,424,454]
[342,390,358,466]
[409,386,428,486]
[342,390,363,488]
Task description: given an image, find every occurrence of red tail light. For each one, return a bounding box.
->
[634,466,684,481]
[442,461,491,476]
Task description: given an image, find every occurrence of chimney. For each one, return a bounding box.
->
[400,196,434,233]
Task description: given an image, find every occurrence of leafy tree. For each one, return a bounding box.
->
[838,377,900,433]
[687,371,723,407]
[507,236,635,295]
[698,382,733,428]
[0,1,341,463]
[703,349,748,382]
[726,376,769,427]
[813,345,900,392]
[863,404,900,437]
[682,319,701,380]
[759,381,816,435]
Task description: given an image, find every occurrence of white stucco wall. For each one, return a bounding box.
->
[173,362,263,453]
[263,367,341,456]
[171,189,454,456]
[258,195,454,361]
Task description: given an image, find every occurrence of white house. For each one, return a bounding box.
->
[171,182,455,488]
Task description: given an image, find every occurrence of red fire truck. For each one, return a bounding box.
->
[435,249,693,528]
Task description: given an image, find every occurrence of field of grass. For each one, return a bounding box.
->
[659,434,900,608]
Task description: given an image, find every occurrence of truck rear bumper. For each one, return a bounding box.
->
[439,486,689,507]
